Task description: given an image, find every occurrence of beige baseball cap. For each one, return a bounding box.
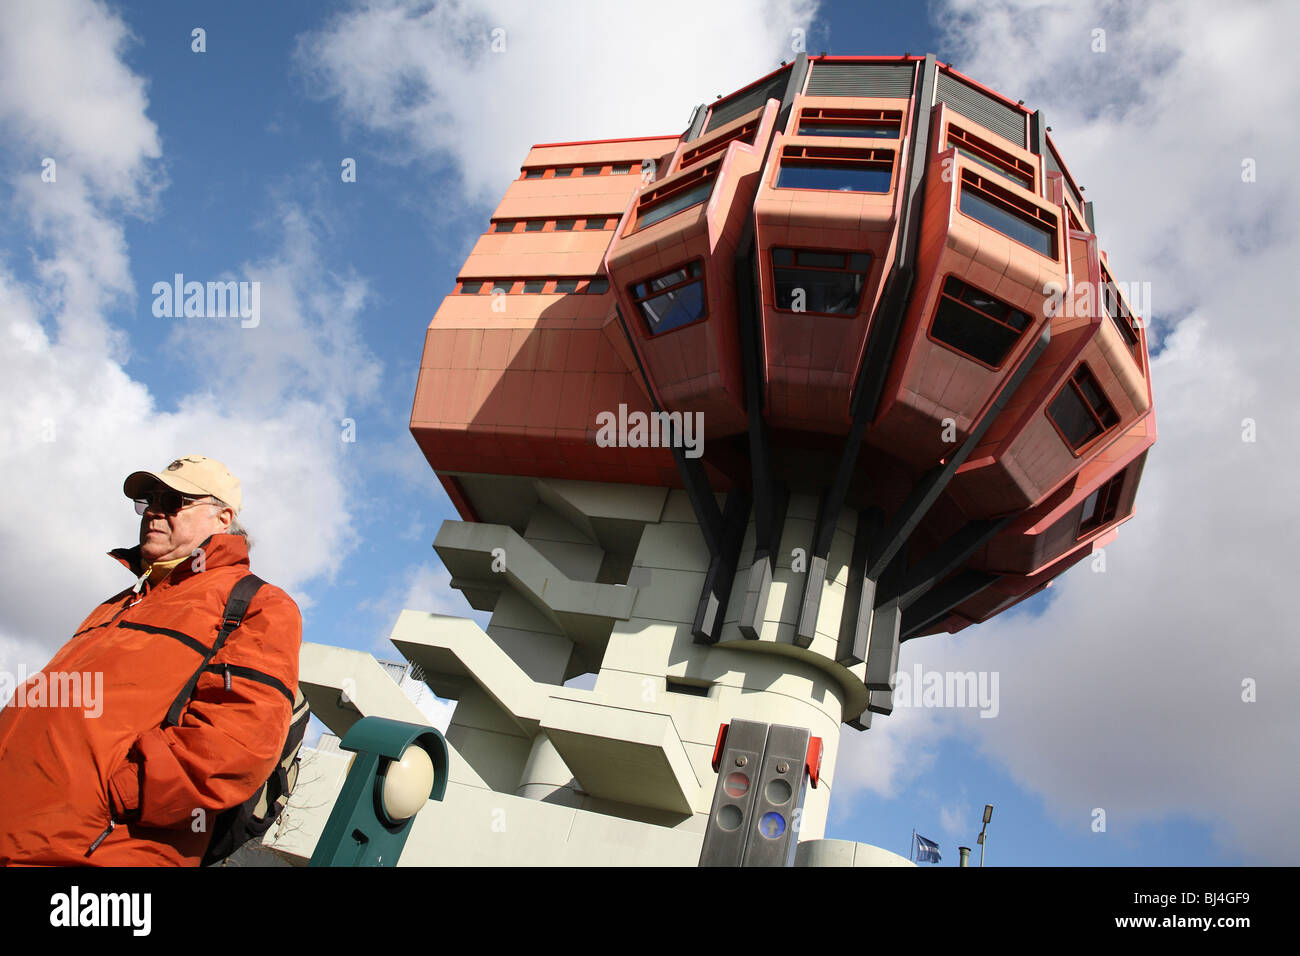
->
[123,455,242,513]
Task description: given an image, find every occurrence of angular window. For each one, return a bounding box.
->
[634,162,718,231]
[1078,471,1124,537]
[612,163,633,175]
[929,276,1032,367]
[553,279,579,293]
[554,167,573,177]
[632,261,706,335]
[772,248,871,315]
[459,281,483,295]
[524,220,545,232]
[586,277,610,294]
[947,126,1034,191]
[777,145,893,193]
[491,281,514,295]
[523,169,544,179]
[1100,265,1142,362]
[522,280,545,293]
[958,170,1057,258]
[584,218,608,230]
[1048,364,1120,452]
[797,107,902,139]
[582,165,603,176]
[555,219,576,231]
[492,221,517,233]
[678,119,759,170]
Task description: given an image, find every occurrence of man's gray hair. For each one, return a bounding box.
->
[209,498,250,545]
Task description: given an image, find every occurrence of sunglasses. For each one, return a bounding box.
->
[133,490,215,516]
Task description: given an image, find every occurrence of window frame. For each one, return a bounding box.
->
[632,160,720,232]
[1076,470,1125,539]
[796,107,903,140]
[769,247,873,317]
[946,124,1035,192]
[775,144,895,194]
[957,168,1059,260]
[925,274,1034,370]
[678,118,760,171]
[629,260,709,337]
[1099,263,1142,363]
[1046,362,1121,455]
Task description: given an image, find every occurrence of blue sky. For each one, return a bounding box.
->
[2,0,1296,866]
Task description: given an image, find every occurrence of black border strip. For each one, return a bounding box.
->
[117,620,207,655]
[203,664,294,705]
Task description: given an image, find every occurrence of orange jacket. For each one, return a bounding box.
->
[0,533,301,866]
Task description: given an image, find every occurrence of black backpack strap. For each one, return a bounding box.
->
[164,574,265,726]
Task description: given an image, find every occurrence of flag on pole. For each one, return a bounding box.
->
[915,833,942,863]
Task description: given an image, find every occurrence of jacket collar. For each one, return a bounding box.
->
[109,533,251,589]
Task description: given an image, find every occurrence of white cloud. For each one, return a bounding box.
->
[0,1,381,668]
[296,0,820,204]
[842,0,1300,863]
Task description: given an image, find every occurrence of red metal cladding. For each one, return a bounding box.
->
[754,95,911,433]
[605,101,784,440]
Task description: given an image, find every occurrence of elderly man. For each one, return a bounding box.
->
[0,455,302,866]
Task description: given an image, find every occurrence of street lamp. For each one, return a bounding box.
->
[977,804,993,867]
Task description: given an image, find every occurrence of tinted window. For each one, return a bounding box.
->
[1048,384,1100,448]
[586,277,609,294]
[460,281,483,294]
[932,298,1020,365]
[776,162,892,193]
[523,280,545,293]
[952,145,1032,190]
[555,219,575,231]
[635,262,705,334]
[554,279,579,293]
[584,218,608,230]
[635,180,713,230]
[931,277,1033,367]
[959,188,1054,257]
[582,165,602,176]
[525,220,545,232]
[798,122,896,138]
[772,249,871,316]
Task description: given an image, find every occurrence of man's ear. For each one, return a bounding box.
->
[216,507,234,532]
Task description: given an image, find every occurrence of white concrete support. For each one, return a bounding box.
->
[289,477,898,866]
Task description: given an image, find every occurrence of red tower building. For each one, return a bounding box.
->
[284,52,1162,866]
[411,54,1153,654]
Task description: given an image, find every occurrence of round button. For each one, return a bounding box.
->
[723,771,750,798]
[758,811,786,839]
[765,778,792,805]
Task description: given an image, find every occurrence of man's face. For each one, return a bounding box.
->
[137,486,232,564]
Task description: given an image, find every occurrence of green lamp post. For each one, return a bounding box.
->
[308,717,449,867]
